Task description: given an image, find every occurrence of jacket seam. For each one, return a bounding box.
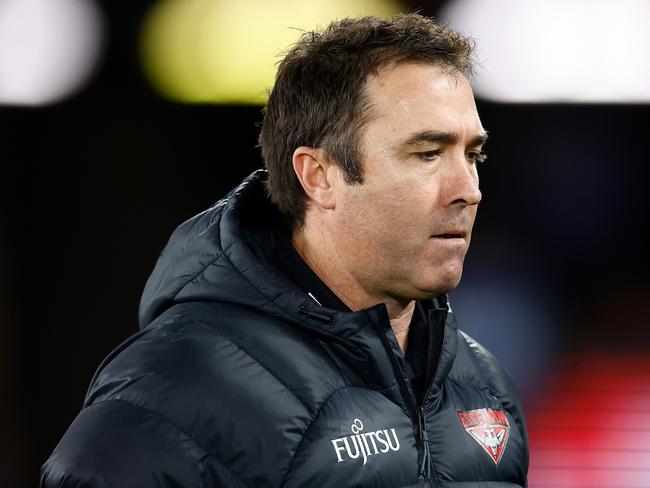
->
[168,208,228,302]
[188,320,315,415]
[171,237,278,311]
[169,206,246,303]
[219,240,279,309]
[458,335,503,402]
[446,374,491,394]
[278,385,358,488]
[88,398,252,488]
[316,340,357,385]
[458,334,523,431]
[170,251,227,302]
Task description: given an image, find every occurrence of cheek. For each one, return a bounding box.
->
[337,186,401,247]
[358,185,435,253]
[336,173,439,245]
[379,181,437,229]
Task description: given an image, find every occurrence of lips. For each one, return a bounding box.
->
[432,230,467,239]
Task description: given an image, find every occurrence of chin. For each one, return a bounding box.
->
[421,262,464,296]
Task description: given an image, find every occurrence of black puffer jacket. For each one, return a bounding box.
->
[41,170,529,487]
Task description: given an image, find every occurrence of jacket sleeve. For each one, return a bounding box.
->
[40,399,250,488]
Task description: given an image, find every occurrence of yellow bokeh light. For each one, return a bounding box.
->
[140,0,404,104]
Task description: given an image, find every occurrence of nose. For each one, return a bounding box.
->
[444,156,482,207]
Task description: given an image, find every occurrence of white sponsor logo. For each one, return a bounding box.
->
[330,419,401,465]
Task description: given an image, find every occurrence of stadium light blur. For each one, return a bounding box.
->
[139,0,403,105]
[439,0,650,103]
[0,0,105,106]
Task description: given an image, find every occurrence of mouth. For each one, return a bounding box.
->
[432,231,467,240]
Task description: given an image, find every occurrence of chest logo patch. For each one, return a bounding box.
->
[331,418,401,465]
[457,408,510,464]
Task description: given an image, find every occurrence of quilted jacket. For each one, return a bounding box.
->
[41,170,529,487]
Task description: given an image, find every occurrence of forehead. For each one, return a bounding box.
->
[363,62,482,139]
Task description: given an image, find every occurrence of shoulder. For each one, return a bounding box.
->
[451,329,528,438]
[45,301,349,487]
[41,398,248,488]
[455,330,513,395]
[451,329,519,404]
[90,301,347,405]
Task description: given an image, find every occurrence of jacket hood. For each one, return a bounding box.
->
[139,170,315,330]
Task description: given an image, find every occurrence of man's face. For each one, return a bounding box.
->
[331,62,485,302]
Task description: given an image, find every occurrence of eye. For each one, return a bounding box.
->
[415,150,440,162]
[467,151,487,164]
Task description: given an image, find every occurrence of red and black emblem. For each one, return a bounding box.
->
[457,408,510,464]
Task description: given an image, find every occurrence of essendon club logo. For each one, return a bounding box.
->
[457,408,510,464]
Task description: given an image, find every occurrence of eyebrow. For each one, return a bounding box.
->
[402,130,489,148]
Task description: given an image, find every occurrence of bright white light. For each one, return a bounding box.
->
[0,0,105,106]
[439,0,650,102]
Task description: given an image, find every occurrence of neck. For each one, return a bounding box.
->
[292,225,415,352]
[389,300,416,352]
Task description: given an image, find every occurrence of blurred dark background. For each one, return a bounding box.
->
[2,1,649,487]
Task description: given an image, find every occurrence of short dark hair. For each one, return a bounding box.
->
[259,13,475,230]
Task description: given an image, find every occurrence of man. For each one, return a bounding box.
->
[42,14,529,487]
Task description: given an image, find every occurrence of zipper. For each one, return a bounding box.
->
[306,301,447,483]
[415,304,448,482]
[417,406,432,480]
[376,329,432,481]
[377,301,448,482]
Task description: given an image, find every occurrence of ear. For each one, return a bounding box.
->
[292,146,336,210]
